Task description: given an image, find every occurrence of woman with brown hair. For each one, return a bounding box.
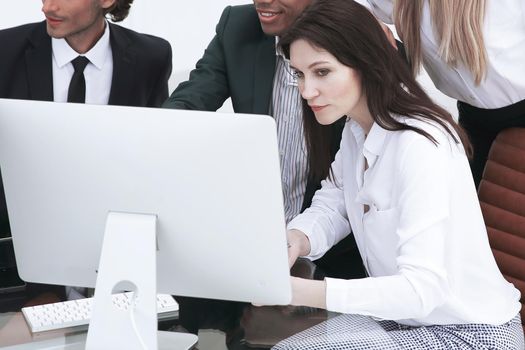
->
[276,0,523,348]
[357,0,525,188]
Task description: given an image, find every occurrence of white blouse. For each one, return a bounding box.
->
[356,0,525,109]
[288,118,521,326]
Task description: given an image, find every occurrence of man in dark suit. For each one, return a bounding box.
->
[0,0,172,302]
[164,0,365,279]
[0,0,172,107]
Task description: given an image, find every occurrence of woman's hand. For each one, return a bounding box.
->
[290,277,327,309]
[286,229,311,268]
[286,231,327,310]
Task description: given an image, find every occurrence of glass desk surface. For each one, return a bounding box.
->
[0,260,336,350]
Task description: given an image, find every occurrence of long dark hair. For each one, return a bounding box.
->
[279,0,472,183]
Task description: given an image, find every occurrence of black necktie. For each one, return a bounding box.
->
[67,56,90,103]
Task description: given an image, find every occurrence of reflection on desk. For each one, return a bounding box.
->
[171,297,334,350]
[241,305,329,347]
[0,311,86,349]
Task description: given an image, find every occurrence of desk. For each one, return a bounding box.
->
[0,258,400,350]
[0,260,334,350]
[0,301,336,350]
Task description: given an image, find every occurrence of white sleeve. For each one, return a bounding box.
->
[353,0,395,24]
[325,134,453,320]
[287,149,350,260]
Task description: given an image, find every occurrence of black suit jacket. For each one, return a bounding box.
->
[164,5,274,115]
[0,21,172,107]
[0,21,173,235]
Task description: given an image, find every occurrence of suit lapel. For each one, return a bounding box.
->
[25,22,53,101]
[108,24,136,106]
[252,35,276,115]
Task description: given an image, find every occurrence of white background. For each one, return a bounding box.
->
[0,1,456,115]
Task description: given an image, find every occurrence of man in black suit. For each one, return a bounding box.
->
[0,0,172,107]
[0,0,172,302]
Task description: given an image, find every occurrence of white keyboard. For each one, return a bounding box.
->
[22,292,179,333]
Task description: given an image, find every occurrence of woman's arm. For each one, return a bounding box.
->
[284,146,349,311]
[287,149,350,262]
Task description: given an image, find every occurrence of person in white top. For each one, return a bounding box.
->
[355,0,525,188]
[275,0,523,348]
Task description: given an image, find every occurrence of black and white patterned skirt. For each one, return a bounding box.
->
[273,313,524,349]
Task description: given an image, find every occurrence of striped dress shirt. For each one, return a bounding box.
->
[271,45,308,223]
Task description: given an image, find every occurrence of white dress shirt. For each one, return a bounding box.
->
[51,22,113,105]
[52,24,113,301]
[288,118,521,326]
[356,0,525,109]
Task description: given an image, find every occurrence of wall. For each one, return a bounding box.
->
[0,1,456,115]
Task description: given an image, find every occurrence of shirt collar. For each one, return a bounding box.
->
[274,36,298,87]
[348,118,388,169]
[52,21,111,70]
[275,36,283,57]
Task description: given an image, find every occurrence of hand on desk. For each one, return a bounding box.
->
[287,245,327,311]
[290,277,327,310]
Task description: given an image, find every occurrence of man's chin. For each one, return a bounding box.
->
[46,28,66,39]
[260,24,285,37]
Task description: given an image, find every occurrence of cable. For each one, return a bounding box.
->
[129,292,149,350]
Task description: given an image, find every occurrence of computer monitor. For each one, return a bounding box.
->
[0,98,292,349]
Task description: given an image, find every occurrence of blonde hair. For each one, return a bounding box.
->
[394,0,487,85]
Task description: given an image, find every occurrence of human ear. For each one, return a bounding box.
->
[99,0,117,11]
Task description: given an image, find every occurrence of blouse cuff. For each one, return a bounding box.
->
[287,216,325,260]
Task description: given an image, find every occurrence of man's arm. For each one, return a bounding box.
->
[163,6,233,111]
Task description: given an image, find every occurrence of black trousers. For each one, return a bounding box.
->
[458,99,525,188]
